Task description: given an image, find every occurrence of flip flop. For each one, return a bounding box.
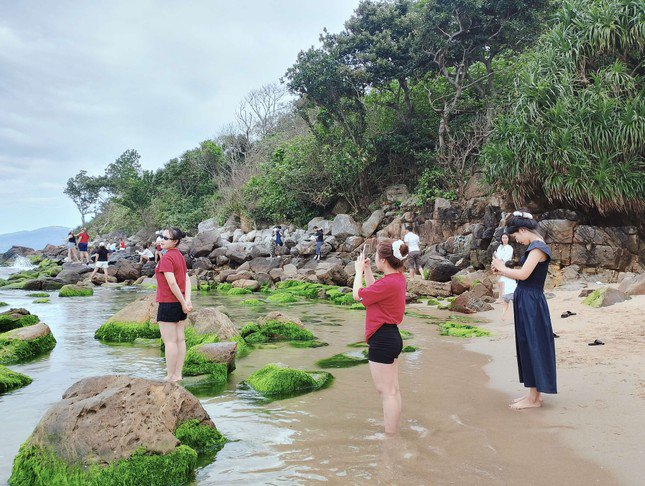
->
[560,311,577,318]
[588,339,604,346]
[553,333,560,338]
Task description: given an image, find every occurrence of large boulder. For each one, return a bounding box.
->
[57,262,92,284]
[245,363,333,399]
[539,219,577,244]
[407,280,452,298]
[331,214,361,241]
[449,291,494,314]
[361,210,385,238]
[107,259,142,281]
[187,306,238,341]
[377,217,403,239]
[187,342,237,373]
[257,311,304,328]
[618,273,645,296]
[191,229,223,257]
[224,243,252,264]
[307,217,332,234]
[232,279,260,291]
[197,217,219,233]
[0,308,40,333]
[450,270,486,295]
[425,257,459,282]
[95,294,160,342]
[314,263,349,286]
[9,375,225,485]
[248,257,281,274]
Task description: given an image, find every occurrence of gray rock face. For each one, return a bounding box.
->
[187,306,238,340]
[307,217,332,234]
[540,219,577,244]
[331,214,361,241]
[57,262,92,284]
[425,257,459,282]
[190,342,237,372]
[192,257,213,271]
[197,218,219,233]
[449,291,494,313]
[108,259,142,281]
[248,257,281,274]
[24,375,214,464]
[406,280,452,298]
[361,210,385,238]
[191,229,223,257]
[225,243,252,263]
[618,273,645,295]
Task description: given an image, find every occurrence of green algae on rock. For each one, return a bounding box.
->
[33,299,50,304]
[227,287,252,296]
[59,285,94,297]
[0,309,40,333]
[266,292,298,304]
[240,320,314,344]
[174,419,227,454]
[0,301,8,307]
[0,365,32,393]
[439,321,490,338]
[316,351,368,368]
[0,323,56,365]
[402,345,417,352]
[26,292,49,298]
[245,363,333,399]
[240,298,264,306]
[95,321,161,343]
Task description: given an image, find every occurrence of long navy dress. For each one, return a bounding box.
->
[513,240,557,394]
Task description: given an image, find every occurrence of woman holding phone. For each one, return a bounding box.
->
[353,238,408,434]
[156,227,192,382]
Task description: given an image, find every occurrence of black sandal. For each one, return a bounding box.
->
[561,311,577,318]
[588,339,604,346]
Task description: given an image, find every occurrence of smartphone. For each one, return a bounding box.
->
[363,242,372,258]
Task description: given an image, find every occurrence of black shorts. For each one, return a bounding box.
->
[157,302,187,323]
[368,324,403,364]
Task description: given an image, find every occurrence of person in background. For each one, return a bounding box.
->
[313,226,324,261]
[108,241,117,252]
[403,225,423,280]
[500,260,517,320]
[495,233,514,303]
[271,225,284,257]
[89,242,110,284]
[76,227,91,264]
[155,231,163,262]
[353,238,409,435]
[119,239,126,251]
[66,231,79,262]
[156,227,192,383]
[492,211,556,410]
[136,244,154,264]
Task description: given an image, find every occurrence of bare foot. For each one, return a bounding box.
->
[511,395,543,404]
[509,397,542,410]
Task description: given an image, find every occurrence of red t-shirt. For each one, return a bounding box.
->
[155,248,188,303]
[77,232,89,243]
[358,272,407,341]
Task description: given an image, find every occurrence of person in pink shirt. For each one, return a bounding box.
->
[353,238,409,435]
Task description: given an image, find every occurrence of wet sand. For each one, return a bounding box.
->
[464,290,645,486]
[200,301,620,485]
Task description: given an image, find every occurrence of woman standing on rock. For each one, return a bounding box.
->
[353,239,408,434]
[491,211,556,410]
[66,231,79,262]
[156,228,192,383]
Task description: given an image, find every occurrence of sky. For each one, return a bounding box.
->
[0,0,360,234]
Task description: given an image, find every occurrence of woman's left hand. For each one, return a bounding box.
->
[491,256,505,274]
[183,299,193,313]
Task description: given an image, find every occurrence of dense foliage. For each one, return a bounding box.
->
[483,0,644,214]
[65,0,641,233]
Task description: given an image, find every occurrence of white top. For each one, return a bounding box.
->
[139,249,154,258]
[500,276,517,295]
[495,244,513,262]
[404,232,420,252]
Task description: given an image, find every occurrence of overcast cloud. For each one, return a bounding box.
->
[0,0,360,234]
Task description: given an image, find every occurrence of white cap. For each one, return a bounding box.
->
[99,242,106,246]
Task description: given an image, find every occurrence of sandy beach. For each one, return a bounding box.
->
[459,286,645,485]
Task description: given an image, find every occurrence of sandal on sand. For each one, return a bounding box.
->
[553,333,560,338]
[588,339,604,346]
[560,311,577,318]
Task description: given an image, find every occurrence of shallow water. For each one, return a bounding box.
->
[0,285,616,485]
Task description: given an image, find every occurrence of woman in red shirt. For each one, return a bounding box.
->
[353,238,408,435]
[156,228,192,382]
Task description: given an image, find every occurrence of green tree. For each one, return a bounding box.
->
[64,170,103,226]
[483,0,645,214]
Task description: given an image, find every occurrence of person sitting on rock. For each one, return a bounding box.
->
[90,242,110,284]
[108,241,117,252]
[136,244,154,264]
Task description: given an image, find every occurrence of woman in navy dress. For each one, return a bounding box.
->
[491,211,556,410]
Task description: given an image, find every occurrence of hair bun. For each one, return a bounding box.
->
[399,242,409,258]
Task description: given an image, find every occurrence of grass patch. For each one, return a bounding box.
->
[0,364,32,393]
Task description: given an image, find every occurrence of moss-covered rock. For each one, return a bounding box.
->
[399,329,412,339]
[0,323,57,365]
[33,298,50,304]
[59,285,93,297]
[95,321,161,343]
[240,298,263,306]
[240,320,314,344]
[227,287,252,295]
[316,351,368,368]
[0,309,40,333]
[183,352,228,385]
[230,335,252,358]
[426,298,440,306]
[0,301,8,307]
[26,292,49,298]
[289,340,328,348]
[0,365,32,393]
[174,419,227,454]
[245,363,333,399]
[266,292,298,303]
[439,321,490,338]
[216,283,233,292]
[582,287,630,308]
[402,345,418,352]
